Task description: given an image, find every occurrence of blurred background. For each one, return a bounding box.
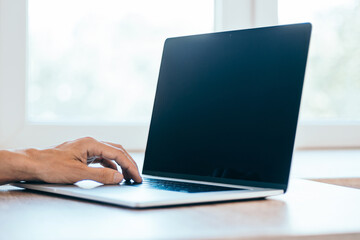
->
[0,0,360,150]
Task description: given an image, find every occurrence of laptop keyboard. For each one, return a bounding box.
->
[125,177,244,193]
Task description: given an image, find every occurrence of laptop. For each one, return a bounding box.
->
[12,23,312,208]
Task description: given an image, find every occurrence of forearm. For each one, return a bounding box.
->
[0,149,34,185]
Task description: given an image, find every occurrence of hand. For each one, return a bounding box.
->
[0,137,142,185]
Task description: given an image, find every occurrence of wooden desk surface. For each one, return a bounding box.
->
[1,179,360,240]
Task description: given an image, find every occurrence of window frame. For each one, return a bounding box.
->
[1,0,359,150]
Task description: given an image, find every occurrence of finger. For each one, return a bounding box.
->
[99,159,118,170]
[102,142,139,171]
[82,138,142,183]
[79,166,123,184]
[123,170,132,181]
[102,142,141,182]
[90,157,118,170]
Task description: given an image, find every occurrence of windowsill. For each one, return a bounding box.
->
[291,149,360,179]
[130,149,360,180]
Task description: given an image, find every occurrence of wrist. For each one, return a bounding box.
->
[0,149,37,184]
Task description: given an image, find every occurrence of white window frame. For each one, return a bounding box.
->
[1,0,360,150]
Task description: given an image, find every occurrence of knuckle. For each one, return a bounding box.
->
[24,148,38,156]
[81,136,96,143]
[23,148,41,160]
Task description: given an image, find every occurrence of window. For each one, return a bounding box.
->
[279,0,360,121]
[28,0,214,123]
[1,0,258,149]
[278,0,360,148]
[1,0,359,150]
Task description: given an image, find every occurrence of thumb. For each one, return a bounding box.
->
[81,167,124,184]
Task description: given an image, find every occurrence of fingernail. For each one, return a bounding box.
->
[113,173,123,183]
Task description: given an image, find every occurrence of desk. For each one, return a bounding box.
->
[1,179,360,240]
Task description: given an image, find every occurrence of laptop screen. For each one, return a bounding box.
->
[143,23,311,191]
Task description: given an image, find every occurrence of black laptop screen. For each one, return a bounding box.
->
[143,24,311,191]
